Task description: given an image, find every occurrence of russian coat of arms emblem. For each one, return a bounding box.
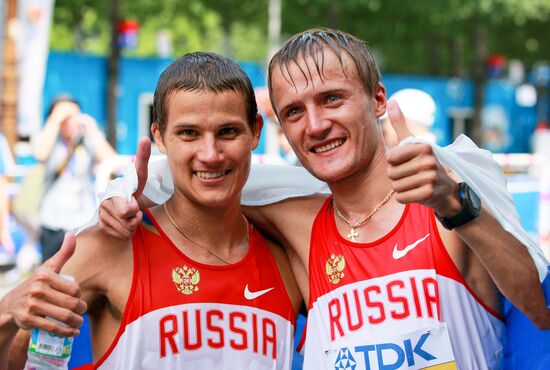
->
[172,265,200,295]
[326,254,346,284]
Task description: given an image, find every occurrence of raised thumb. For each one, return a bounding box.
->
[387,99,413,143]
[43,232,76,273]
[133,136,151,199]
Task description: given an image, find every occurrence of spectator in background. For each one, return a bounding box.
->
[0,132,15,261]
[380,88,437,147]
[252,87,287,165]
[277,127,301,166]
[255,87,301,166]
[33,95,115,262]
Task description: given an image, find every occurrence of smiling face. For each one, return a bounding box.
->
[153,89,262,210]
[269,49,387,184]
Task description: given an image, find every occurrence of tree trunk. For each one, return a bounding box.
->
[449,37,464,78]
[0,0,18,155]
[220,0,233,58]
[471,16,487,146]
[266,0,281,65]
[73,7,84,52]
[427,35,440,76]
[106,0,120,148]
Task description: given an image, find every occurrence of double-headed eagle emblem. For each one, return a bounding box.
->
[172,266,200,295]
[326,254,346,284]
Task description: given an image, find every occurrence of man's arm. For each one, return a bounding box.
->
[0,233,87,369]
[77,113,116,163]
[33,101,79,162]
[61,225,133,360]
[386,100,550,328]
[450,207,549,327]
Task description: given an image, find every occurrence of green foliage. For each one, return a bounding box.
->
[50,0,109,54]
[50,0,269,61]
[49,0,550,74]
[232,22,268,62]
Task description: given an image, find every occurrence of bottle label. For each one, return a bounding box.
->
[28,328,73,358]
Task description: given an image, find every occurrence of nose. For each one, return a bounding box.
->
[196,135,223,164]
[304,106,331,138]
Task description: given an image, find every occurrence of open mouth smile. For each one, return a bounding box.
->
[195,170,229,179]
[313,139,345,153]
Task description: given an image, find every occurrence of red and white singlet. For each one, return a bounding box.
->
[93,210,296,369]
[303,198,504,370]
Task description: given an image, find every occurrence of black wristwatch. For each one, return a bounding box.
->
[436,182,481,230]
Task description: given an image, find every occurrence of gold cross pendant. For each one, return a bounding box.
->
[347,228,359,242]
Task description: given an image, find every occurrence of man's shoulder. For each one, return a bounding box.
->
[270,193,327,214]
[77,225,132,258]
[258,194,327,239]
[68,226,134,299]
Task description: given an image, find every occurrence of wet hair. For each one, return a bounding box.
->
[153,52,257,135]
[268,28,381,108]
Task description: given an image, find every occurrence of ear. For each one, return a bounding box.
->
[251,114,264,150]
[151,123,166,154]
[373,83,387,118]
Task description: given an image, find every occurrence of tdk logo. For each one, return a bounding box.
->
[334,333,436,370]
[335,348,357,370]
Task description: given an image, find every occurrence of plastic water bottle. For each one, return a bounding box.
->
[25,275,75,370]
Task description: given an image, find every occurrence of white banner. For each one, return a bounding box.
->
[17,0,55,137]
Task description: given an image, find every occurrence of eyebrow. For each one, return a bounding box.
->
[279,85,349,110]
[170,122,199,129]
[171,119,248,129]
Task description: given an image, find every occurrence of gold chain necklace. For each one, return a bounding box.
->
[163,203,249,265]
[333,190,395,242]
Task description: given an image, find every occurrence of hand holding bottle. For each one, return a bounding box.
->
[1,233,86,337]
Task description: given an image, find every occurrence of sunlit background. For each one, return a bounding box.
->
[0,0,549,368]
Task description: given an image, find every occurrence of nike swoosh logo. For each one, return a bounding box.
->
[244,285,274,300]
[392,234,430,260]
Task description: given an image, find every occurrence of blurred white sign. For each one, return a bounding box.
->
[516,84,537,107]
[17,0,55,137]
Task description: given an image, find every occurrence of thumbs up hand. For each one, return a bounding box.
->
[386,100,414,143]
[0,233,87,337]
[385,100,461,216]
[99,137,151,239]
[133,137,151,201]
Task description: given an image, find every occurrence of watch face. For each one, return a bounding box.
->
[466,184,482,215]
[436,182,481,230]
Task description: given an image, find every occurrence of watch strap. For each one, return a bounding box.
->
[435,182,481,230]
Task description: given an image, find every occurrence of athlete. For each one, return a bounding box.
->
[3,52,301,369]
[99,29,550,369]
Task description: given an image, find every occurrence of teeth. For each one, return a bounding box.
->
[314,139,344,153]
[196,171,226,179]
